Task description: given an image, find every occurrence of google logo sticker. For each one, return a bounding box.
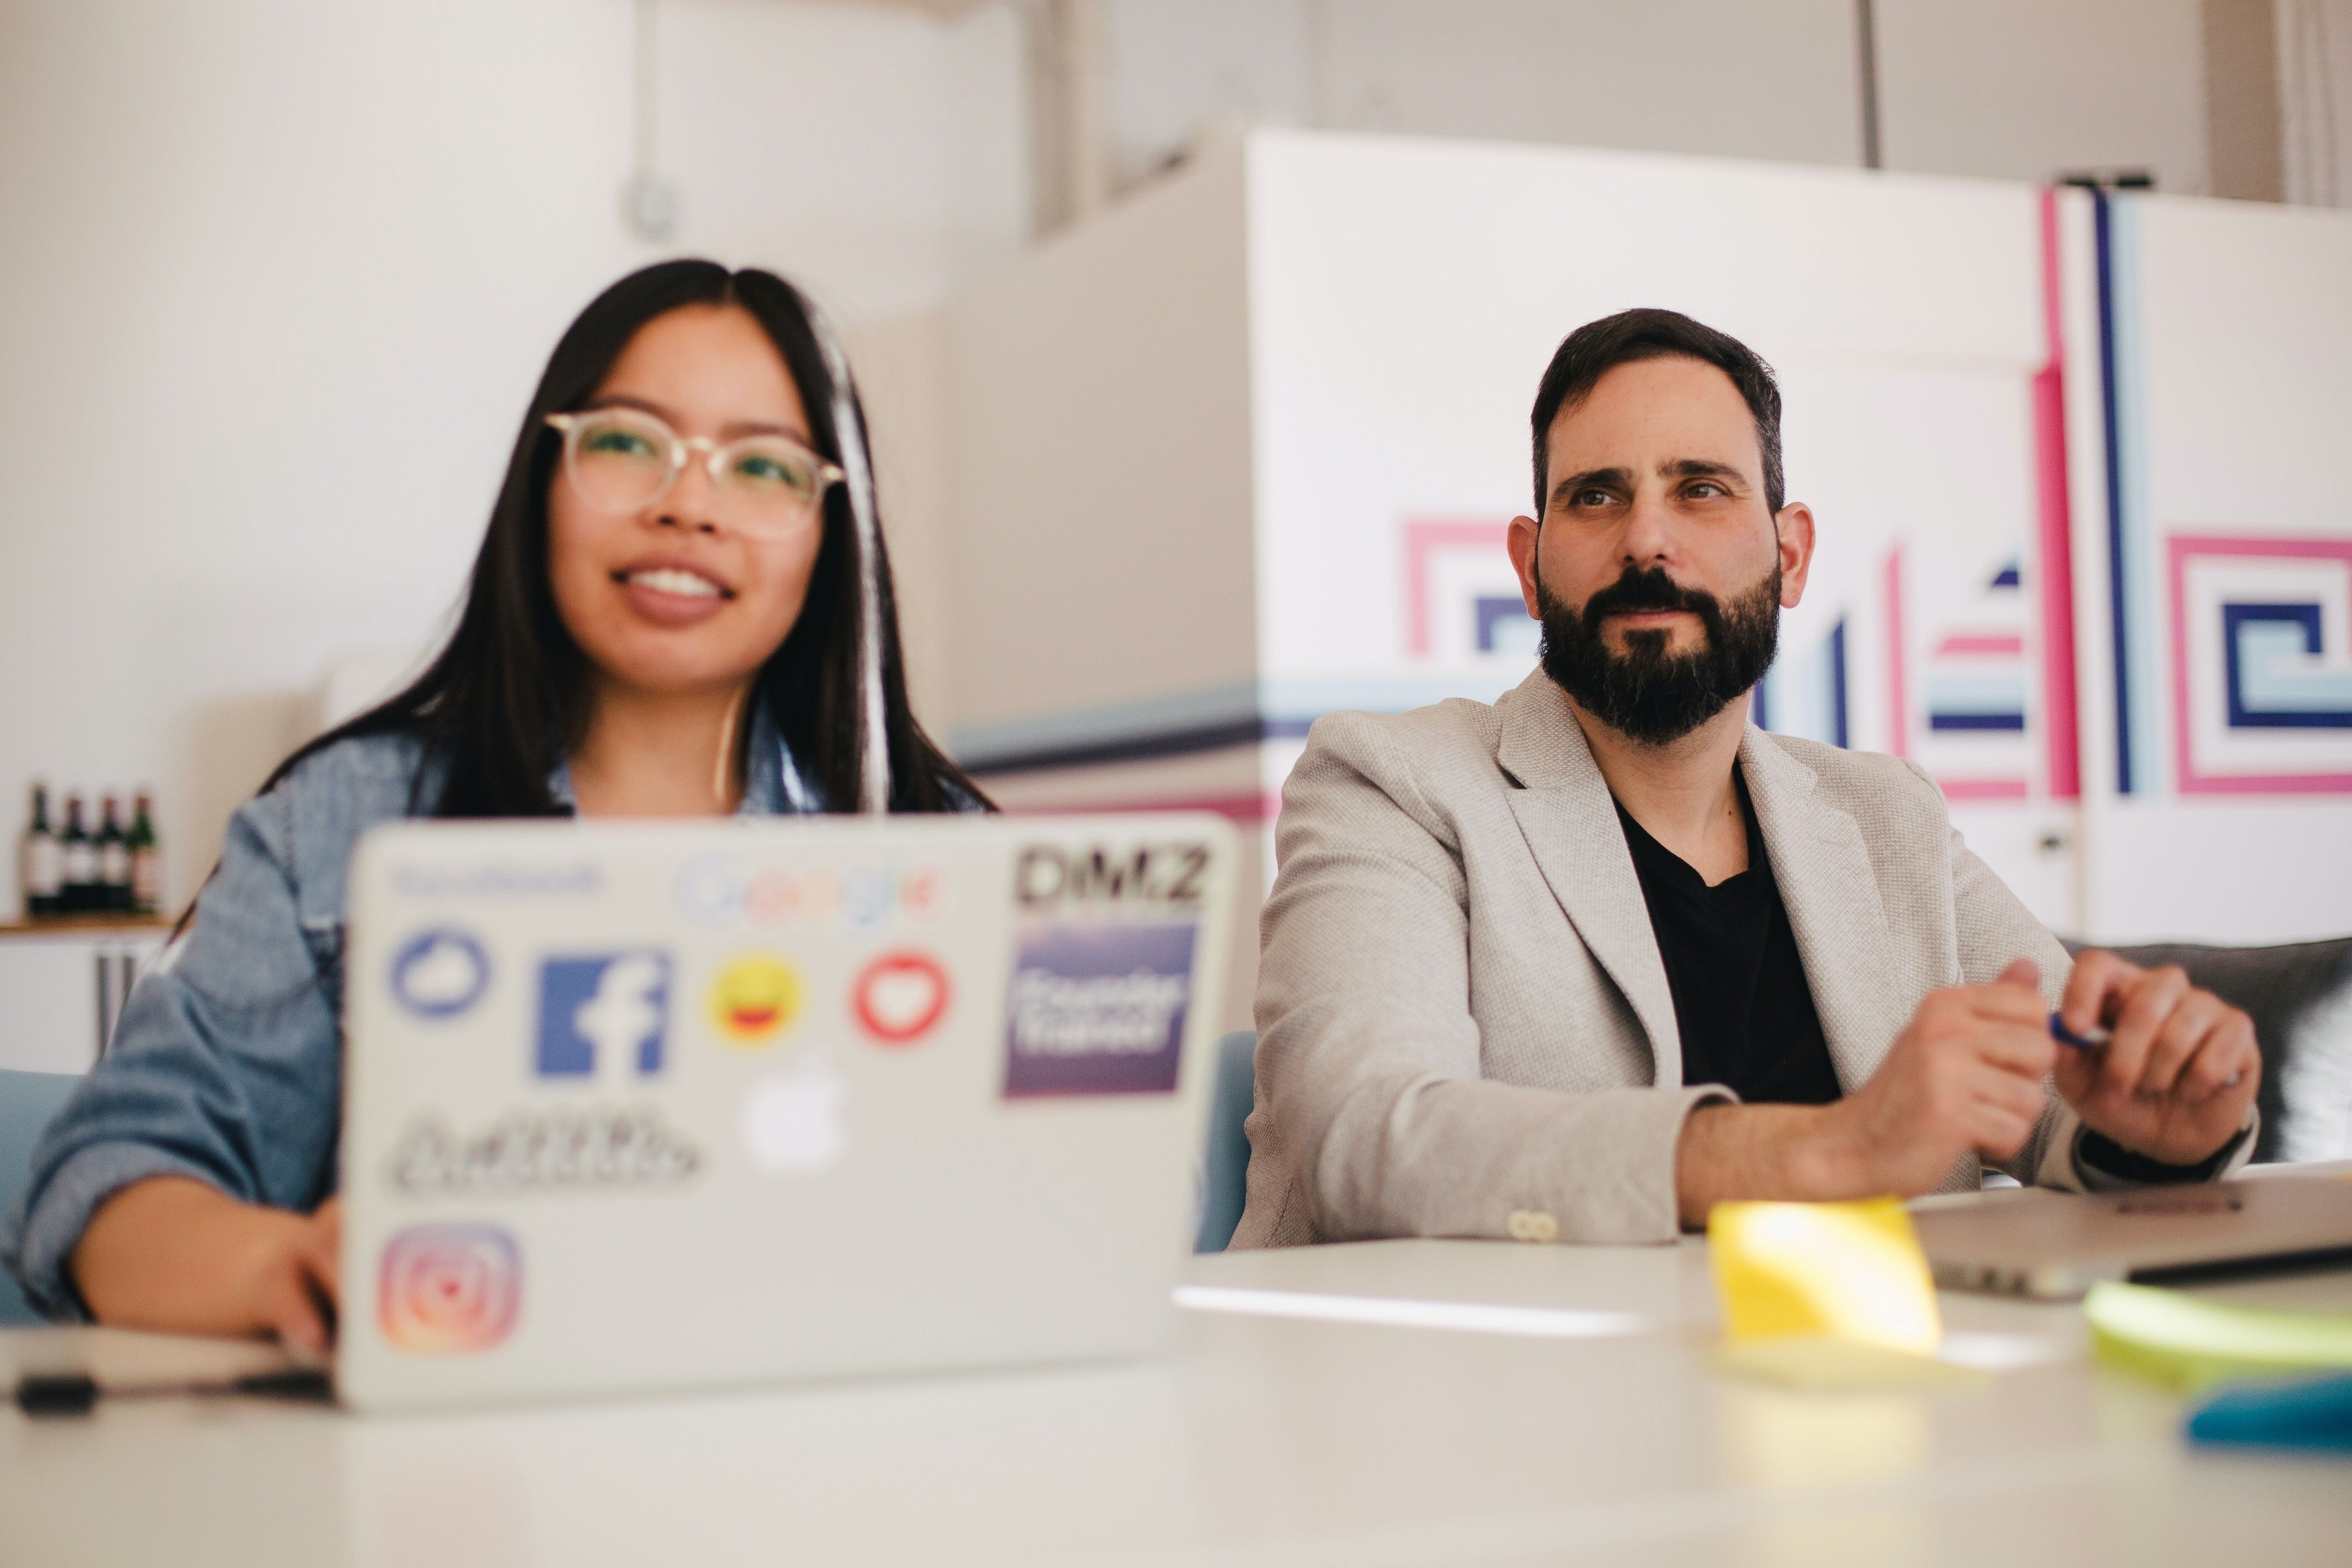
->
[675,856,950,931]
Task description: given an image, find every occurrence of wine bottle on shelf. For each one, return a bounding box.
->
[20,782,62,920]
[97,794,131,913]
[59,792,95,915]
[128,790,161,918]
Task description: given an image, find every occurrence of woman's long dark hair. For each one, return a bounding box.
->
[269,259,985,815]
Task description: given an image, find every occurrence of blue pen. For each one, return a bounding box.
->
[2049,1009,2247,1088]
[2048,1011,2110,1051]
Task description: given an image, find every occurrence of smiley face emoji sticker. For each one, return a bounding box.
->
[709,955,802,1047]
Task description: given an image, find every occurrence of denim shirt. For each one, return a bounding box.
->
[1,706,834,1320]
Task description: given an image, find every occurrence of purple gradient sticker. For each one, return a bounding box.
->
[1003,922,1198,1097]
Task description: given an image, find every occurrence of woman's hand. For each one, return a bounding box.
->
[71,1177,342,1354]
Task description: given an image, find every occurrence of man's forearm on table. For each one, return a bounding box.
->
[1672,1100,1852,1230]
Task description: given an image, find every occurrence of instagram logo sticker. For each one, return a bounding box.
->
[378,1224,521,1354]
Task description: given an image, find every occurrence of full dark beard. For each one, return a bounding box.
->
[1537,560,1781,745]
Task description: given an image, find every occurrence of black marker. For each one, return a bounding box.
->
[12,1367,331,1418]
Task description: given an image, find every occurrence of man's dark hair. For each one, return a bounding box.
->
[1529,308,1784,518]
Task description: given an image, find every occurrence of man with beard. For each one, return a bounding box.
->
[1230,308,2261,1248]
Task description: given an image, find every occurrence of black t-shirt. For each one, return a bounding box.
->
[1614,773,1843,1105]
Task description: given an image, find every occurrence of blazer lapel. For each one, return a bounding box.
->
[1740,730,1906,1092]
[1495,673,1684,1088]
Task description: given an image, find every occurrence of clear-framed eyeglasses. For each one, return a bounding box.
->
[545,406,844,540]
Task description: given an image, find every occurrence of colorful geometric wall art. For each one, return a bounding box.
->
[2166,534,2352,793]
[1402,519,1530,664]
[1925,563,2029,735]
[2080,187,2352,811]
[1885,540,2040,802]
[1755,618,1849,750]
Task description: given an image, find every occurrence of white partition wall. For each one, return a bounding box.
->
[2064,191,2352,944]
[938,148,1267,1021]
[938,130,2352,1009]
[1238,134,2082,931]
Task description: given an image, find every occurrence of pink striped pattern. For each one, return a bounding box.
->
[1001,792,1281,824]
[1403,519,1511,657]
[2167,533,2352,794]
[1935,633,2025,658]
[2034,186,2083,799]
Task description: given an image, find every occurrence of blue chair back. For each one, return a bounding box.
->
[0,1069,79,1325]
[1195,1030,1256,1252]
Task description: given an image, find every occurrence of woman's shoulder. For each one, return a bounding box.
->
[236,730,438,916]
[267,728,436,822]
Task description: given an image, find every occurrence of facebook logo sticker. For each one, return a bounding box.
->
[536,953,672,1079]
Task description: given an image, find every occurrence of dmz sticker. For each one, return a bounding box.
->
[379,1222,520,1354]
[536,952,670,1079]
[389,928,491,1020]
[1002,923,1197,1098]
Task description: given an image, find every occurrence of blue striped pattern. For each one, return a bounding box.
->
[2095,190,2160,795]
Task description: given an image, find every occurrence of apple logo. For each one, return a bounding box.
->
[739,1054,849,1173]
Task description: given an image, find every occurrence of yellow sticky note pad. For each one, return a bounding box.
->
[1711,1335,1980,1392]
[1708,1198,1942,1356]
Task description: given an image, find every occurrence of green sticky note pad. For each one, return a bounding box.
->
[2085,1281,2352,1391]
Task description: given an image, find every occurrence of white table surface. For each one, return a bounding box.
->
[6,1233,2351,1568]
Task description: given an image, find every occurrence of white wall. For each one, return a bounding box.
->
[1237,132,2080,930]
[1876,0,2209,190]
[1107,0,1859,184]
[7,0,2344,933]
[0,0,1024,915]
[1308,0,1861,165]
[2063,191,2352,943]
[2279,0,2352,206]
[942,150,1257,736]
[1106,0,2227,194]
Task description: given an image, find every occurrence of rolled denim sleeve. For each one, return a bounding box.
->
[1,785,344,1320]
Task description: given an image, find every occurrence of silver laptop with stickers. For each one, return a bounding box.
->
[335,813,1236,1411]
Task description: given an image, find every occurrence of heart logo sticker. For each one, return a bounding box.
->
[852,951,951,1046]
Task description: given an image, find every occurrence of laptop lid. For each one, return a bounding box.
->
[1912,1166,2352,1299]
[335,813,1236,1411]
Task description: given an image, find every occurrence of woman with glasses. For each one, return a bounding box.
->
[1,261,985,1345]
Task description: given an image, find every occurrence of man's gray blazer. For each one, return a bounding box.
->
[1233,669,2219,1250]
